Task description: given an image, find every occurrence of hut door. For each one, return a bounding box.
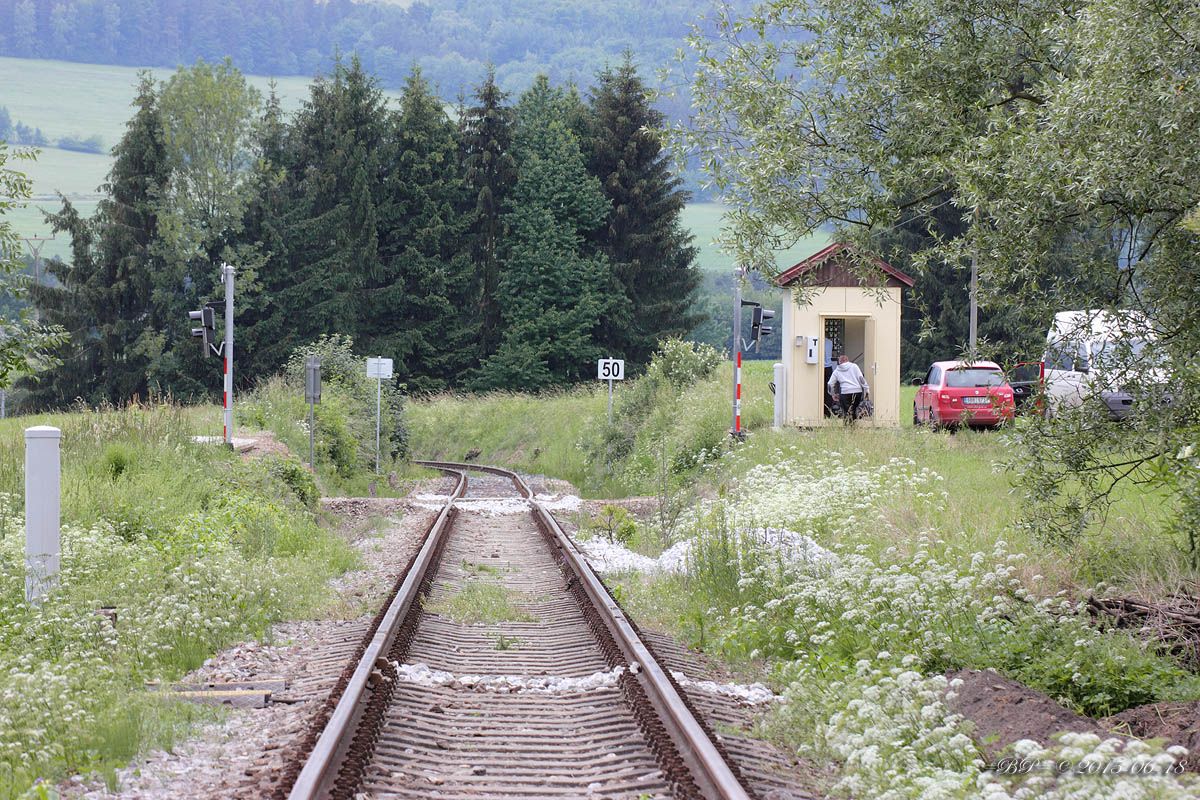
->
[864,318,877,400]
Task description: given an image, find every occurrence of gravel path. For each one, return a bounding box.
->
[61,488,444,800]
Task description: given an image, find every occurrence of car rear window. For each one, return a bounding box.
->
[945,368,1004,388]
[1010,363,1041,383]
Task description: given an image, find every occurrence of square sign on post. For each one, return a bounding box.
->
[597,358,625,381]
[366,357,393,380]
[365,357,393,475]
[597,358,625,422]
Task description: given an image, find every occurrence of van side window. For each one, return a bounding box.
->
[1046,347,1073,371]
[1075,345,1090,372]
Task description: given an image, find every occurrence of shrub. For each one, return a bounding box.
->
[264,456,319,509]
[589,504,637,544]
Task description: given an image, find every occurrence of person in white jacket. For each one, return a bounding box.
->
[827,355,869,423]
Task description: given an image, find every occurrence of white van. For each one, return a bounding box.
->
[1042,310,1155,419]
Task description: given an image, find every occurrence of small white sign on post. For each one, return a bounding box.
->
[366,357,393,475]
[597,358,625,381]
[366,357,393,380]
[597,358,625,422]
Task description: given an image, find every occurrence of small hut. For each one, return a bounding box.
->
[775,242,914,427]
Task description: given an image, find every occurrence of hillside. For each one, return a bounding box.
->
[2,56,827,272]
[0,0,725,105]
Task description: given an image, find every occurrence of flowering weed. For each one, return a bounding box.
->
[0,405,356,797]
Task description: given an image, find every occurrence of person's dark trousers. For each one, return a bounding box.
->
[839,391,863,424]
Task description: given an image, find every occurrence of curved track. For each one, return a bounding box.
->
[282,462,754,800]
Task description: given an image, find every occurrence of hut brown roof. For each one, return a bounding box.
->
[775,242,915,289]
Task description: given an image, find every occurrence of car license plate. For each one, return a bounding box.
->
[963,397,989,405]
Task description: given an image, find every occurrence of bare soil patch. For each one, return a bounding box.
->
[1104,700,1200,759]
[945,668,1109,761]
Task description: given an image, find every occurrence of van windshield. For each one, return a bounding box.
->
[945,368,1005,388]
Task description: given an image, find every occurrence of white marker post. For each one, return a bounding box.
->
[25,426,61,604]
[773,362,785,430]
[597,358,625,423]
[366,357,393,474]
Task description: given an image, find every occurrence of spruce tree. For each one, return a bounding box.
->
[584,57,700,366]
[250,56,391,371]
[367,67,475,392]
[472,76,628,391]
[460,67,516,360]
[27,74,170,406]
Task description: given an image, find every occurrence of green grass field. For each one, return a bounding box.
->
[678,201,830,273]
[1,57,389,261]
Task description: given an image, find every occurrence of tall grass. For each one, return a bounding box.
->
[0,402,356,797]
[410,360,1190,594]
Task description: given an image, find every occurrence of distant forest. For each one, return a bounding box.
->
[0,0,719,105]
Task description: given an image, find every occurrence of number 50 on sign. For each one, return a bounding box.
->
[597,358,625,381]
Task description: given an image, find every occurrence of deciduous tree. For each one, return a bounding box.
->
[682,0,1200,550]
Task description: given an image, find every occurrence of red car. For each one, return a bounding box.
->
[913,360,1016,429]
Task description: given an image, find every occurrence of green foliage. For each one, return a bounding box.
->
[582,57,701,367]
[24,64,260,407]
[0,403,356,797]
[583,338,728,484]
[471,76,628,391]
[20,55,702,407]
[363,67,476,392]
[0,143,66,389]
[263,455,319,509]
[588,504,637,545]
[243,335,410,491]
[681,0,1200,553]
[424,580,536,625]
[461,68,518,362]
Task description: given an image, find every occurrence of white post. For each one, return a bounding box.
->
[607,378,614,423]
[25,426,61,604]
[1,389,6,419]
[375,370,382,475]
[222,263,235,446]
[773,363,786,430]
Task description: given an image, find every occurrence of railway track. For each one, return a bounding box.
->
[278,461,757,800]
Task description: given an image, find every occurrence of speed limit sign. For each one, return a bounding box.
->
[597,358,625,380]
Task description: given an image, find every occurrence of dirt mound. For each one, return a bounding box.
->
[237,430,293,460]
[945,669,1109,760]
[1104,701,1200,756]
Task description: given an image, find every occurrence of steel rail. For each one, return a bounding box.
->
[413,460,754,800]
[286,467,467,800]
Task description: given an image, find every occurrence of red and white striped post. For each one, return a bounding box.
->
[221,263,234,447]
[731,269,746,438]
[735,351,742,433]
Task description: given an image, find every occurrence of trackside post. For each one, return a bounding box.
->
[24,426,61,604]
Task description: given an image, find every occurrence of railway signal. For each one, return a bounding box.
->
[187,264,236,446]
[751,305,775,347]
[189,306,218,357]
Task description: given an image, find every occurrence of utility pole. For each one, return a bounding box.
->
[21,235,54,322]
[969,207,979,362]
[20,235,54,287]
